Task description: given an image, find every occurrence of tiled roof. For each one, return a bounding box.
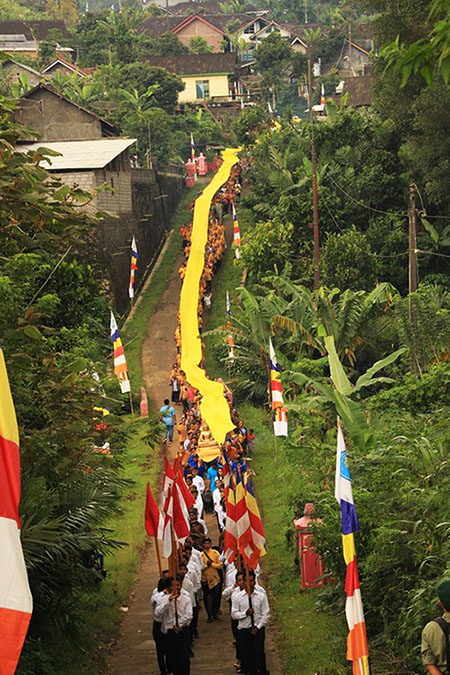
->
[343,75,373,107]
[146,52,236,75]
[0,20,70,41]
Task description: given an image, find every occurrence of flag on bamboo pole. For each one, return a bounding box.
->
[335,423,370,675]
[243,473,266,568]
[320,83,326,107]
[0,348,32,674]
[110,312,131,394]
[222,448,238,562]
[145,482,162,537]
[234,469,252,560]
[172,480,190,544]
[190,132,196,162]
[269,338,288,436]
[226,291,234,360]
[267,100,273,115]
[232,203,241,259]
[128,235,138,300]
[159,459,175,558]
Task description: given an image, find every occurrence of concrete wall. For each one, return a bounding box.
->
[96,169,184,313]
[96,169,133,213]
[176,19,224,52]
[15,88,103,141]
[179,73,230,103]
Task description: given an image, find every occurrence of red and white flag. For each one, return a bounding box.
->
[0,348,32,674]
[145,483,163,538]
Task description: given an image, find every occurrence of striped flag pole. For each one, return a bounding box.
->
[232,202,241,259]
[269,338,288,437]
[0,348,32,674]
[226,291,234,360]
[128,235,138,304]
[110,312,133,416]
[335,420,370,675]
[190,132,197,181]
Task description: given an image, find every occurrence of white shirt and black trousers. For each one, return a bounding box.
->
[154,590,193,675]
[151,589,168,675]
[231,588,270,675]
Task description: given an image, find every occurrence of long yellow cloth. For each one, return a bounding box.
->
[180,148,239,453]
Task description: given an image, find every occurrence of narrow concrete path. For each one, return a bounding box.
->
[106,205,283,675]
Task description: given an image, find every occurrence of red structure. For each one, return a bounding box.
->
[186,158,195,188]
[198,152,207,176]
[294,503,325,589]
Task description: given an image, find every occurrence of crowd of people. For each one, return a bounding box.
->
[155,163,269,675]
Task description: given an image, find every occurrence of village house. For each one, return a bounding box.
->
[40,57,94,79]
[146,52,240,104]
[336,40,371,78]
[140,13,232,52]
[14,83,118,141]
[0,58,44,88]
[0,20,72,60]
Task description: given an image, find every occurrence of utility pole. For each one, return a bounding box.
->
[408,183,421,375]
[307,55,320,290]
[408,183,418,295]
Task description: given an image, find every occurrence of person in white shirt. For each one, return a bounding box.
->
[191,467,205,494]
[223,569,246,670]
[190,486,204,519]
[151,577,170,675]
[154,577,193,675]
[231,570,270,675]
[183,546,201,640]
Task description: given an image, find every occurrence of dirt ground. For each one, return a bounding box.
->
[106,215,283,675]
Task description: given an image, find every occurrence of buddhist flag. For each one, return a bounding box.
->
[190,132,196,162]
[232,203,241,259]
[234,470,252,559]
[320,83,326,107]
[0,348,32,674]
[244,473,266,568]
[226,291,234,360]
[335,423,370,675]
[110,312,131,394]
[269,338,288,436]
[128,235,138,300]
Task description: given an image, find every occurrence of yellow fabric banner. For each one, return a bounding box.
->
[180,148,239,451]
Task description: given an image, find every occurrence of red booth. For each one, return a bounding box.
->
[185,158,195,188]
[294,503,325,589]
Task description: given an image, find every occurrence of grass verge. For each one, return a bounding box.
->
[240,403,348,675]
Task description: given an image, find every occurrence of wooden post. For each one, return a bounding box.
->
[408,183,421,375]
[307,54,320,291]
[154,536,163,578]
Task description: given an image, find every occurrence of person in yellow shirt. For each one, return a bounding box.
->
[201,537,223,623]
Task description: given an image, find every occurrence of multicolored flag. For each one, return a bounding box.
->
[244,473,266,568]
[320,83,326,107]
[190,132,196,162]
[226,291,234,360]
[234,469,252,561]
[232,202,241,259]
[110,312,131,394]
[269,338,288,436]
[335,423,370,675]
[0,348,32,674]
[128,235,138,300]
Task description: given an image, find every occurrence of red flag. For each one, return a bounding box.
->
[172,483,190,542]
[145,483,161,537]
[175,474,195,511]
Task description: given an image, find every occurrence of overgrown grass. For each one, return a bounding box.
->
[240,402,348,675]
[123,184,202,396]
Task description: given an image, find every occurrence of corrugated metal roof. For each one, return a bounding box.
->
[17,138,137,170]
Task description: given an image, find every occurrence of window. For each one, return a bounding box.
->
[244,24,255,34]
[195,80,210,99]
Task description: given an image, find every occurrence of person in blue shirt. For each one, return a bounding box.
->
[159,399,176,443]
[206,462,219,493]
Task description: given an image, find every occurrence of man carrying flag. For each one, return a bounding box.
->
[269,338,288,437]
[128,235,138,301]
[110,312,131,394]
[0,348,33,674]
[335,422,370,675]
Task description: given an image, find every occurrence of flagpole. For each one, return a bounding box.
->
[154,536,163,577]
[129,390,134,419]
